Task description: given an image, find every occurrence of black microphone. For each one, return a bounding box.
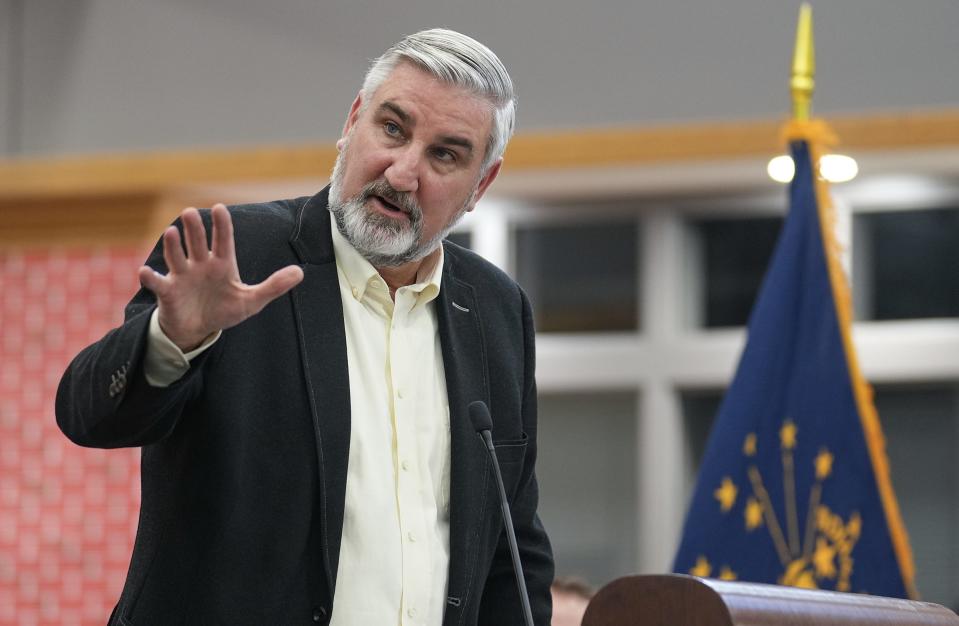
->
[468,400,534,626]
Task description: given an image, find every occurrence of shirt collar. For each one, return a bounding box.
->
[328,210,444,307]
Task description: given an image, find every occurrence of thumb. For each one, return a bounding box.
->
[138,266,168,296]
[248,265,305,310]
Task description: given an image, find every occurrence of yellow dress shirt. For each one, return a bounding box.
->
[328,213,451,626]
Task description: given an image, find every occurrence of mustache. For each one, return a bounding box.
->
[362,179,421,218]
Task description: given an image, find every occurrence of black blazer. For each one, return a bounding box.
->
[56,188,553,625]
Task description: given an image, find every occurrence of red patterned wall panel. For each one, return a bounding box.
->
[1,248,146,625]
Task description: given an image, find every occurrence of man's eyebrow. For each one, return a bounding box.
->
[438,135,475,155]
[378,101,411,125]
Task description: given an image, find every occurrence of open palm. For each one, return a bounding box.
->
[137,204,304,352]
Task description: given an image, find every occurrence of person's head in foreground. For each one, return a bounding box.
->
[552,576,595,626]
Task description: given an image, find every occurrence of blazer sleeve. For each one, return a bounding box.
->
[55,222,211,449]
[477,288,554,624]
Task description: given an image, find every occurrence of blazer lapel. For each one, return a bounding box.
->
[289,189,351,597]
[437,254,492,618]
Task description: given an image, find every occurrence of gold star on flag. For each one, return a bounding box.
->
[744,497,764,531]
[719,566,738,581]
[743,433,757,457]
[690,556,712,577]
[815,448,833,479]
[780,420,798,450]
[813,537,837,579]
[714,477,738,512]
[848,512,862,540]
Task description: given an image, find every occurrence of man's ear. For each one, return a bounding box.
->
[466,158,503,212]
[340,91,364,143]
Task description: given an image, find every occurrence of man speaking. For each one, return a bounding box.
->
[56,28,553,625]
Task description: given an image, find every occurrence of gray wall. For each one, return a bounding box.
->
[3,0,959,157]
[0,1,18,153]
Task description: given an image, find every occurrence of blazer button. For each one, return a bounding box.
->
[312,606,328,623]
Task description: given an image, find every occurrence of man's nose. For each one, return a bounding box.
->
[384,148,420,193]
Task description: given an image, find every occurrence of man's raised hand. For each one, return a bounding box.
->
[137,204,304,352]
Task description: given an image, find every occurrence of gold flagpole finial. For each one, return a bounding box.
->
[791,3,815,120]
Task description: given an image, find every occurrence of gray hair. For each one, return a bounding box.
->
[361,28,515,174]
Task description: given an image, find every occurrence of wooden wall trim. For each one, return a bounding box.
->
[0,194,158,248]
[0,145,339,201]
[1,108,958,247]
[505,109,959,169]
[2,109,958,201]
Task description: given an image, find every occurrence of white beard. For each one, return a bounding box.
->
[328,138,472,268]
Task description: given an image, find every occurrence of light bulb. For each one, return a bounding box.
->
[819,154,858,183]
[766,154,858,183]
[767,155,795,183]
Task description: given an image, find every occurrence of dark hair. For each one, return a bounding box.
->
[551,576,595,600]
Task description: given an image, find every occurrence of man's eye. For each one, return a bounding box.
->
[384,121,402,137]
[433,148,456,163]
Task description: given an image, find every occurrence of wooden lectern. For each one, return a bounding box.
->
[582,575,959,625]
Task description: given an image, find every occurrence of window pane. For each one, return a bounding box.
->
[514,221,638,332]
[854,208,959,320]
[537,392,638,589]
[877,384,959,607]
[680,390,722,499]
[690,217,782,328]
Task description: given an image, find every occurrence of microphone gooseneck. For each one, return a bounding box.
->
[467,400,534,626]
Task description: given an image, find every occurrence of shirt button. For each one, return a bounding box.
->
[407,531,416,543]
[407,607,417,618]
[351,287,359,298]
[401,460,410,471]
[397,388,404,399]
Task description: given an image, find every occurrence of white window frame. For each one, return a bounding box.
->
[455,152,959,574]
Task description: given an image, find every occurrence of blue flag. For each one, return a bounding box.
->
[672,128,916,598]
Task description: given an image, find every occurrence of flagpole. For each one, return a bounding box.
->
[791,3,815,121]
[785,3,920,600]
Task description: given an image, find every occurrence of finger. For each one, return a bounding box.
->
[161,226,188,274]
[210,204,235,260]
[181,208,209,261]
[247,265,305,311]
[138,265,169,296]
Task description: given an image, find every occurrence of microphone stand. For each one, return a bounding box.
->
[469,401,535,626]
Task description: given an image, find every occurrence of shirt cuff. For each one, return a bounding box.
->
[144,309,222,387]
